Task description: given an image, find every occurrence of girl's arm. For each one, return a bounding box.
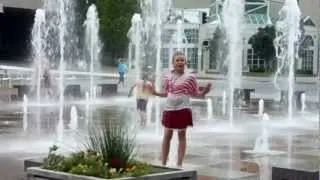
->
[151,81,167,97]
[189,75,212,98]
[153,90,167,97]
[195,83,212,98]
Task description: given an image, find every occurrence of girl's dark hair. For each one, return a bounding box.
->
[171,51,186,63]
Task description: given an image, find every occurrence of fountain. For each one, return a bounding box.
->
[243,113,286,155]
[258,99,264,118]
[300,92,306,112]
[57,0,67,142]
[129,13,142,80]
[176,19,183,51]
[168,19,185,71]
[222,91,227,116]
[154,0,171,134]
[273,0,301,123]
[254,113,270,152]
[222,0,245,127]
[30,9,46,103]
[22,95,28,132]
[68,106,78,130]
[206,97,213,120]
[84,4,102,101]
[85,91,90,126]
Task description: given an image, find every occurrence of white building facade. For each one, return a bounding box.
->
[167,0,319,75]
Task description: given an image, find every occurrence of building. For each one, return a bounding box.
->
[169,0,320,75]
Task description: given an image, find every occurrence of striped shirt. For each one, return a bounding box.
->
[162,72,199,111]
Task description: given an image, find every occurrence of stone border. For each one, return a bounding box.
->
[26,166,197,180]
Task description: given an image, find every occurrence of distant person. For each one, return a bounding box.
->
[42,68,53,98]
[128,74,153,127]
[117,60,128,86]
[151,51,211,167]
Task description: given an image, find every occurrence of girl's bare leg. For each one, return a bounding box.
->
[177,129,186,167]
[162,128,173,166]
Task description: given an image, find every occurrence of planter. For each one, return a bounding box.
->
[24,159,197,180]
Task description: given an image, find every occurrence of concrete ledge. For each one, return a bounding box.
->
[272,166,319,180]
[26,166,197,180]
[24,158,43,171]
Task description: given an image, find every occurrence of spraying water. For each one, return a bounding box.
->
[85,91,90,126]
[31,9,46,103]
[300,92,306,112]
[253,113,270,152]
[258,99,264,118]
[93,86,97,101]
[274,0,301,122]
[57,0,67,142]
[68,106,78,130]
[176,19,183,51]
[129,13,142,80]
[206,97,213,120]
[154,0,171,134]
[222,91,227,116]
[168,19,184,71]
[222,0,245,126]
[84,4,101,101]
[22,95,28,132]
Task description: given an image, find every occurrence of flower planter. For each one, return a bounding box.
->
[24,159,197,180]
[26,166,197,180]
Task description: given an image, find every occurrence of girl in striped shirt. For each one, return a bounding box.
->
[152,51,211,167]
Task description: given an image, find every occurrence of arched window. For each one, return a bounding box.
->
[299,35,314,73]
[300,35,314,49]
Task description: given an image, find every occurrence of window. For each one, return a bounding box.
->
[184,29,199,44]
[247,48,264,70]
[300,50,313,72]
[299,35,314,73]
[161,48,170,68]
[162,29,175,44]
[187,48,198,69]
[246,14,268,24]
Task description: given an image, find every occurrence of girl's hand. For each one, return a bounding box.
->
[203,83,212,95]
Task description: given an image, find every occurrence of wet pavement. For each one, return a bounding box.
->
[0,98,319,180]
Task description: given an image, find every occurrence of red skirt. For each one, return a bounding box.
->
[162,108,193,129]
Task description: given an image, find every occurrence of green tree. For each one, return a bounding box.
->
[76,0,139,66]
[96,0,139,65]
[248,26,276,72]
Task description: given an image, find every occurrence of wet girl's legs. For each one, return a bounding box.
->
[162,128,173,166]
[177,129,186,166]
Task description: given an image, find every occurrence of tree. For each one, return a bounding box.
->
[76,0,139,66]
[95,0,140,65]
[248,26,276,72]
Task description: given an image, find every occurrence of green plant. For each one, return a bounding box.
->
[41,108,152,179]
[42,145,66,171]
[84,109,136,170]
[43,146,109,178]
